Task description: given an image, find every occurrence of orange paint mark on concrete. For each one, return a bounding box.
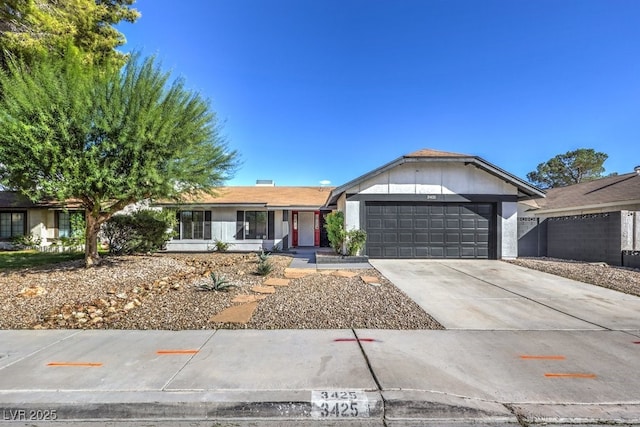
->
[47,362,103,367]
[520,355,566,360]
[156,349,199,355]
[544,373,596,379]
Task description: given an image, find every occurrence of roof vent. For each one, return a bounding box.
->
[256,179,275,187]
[635,166,640,175]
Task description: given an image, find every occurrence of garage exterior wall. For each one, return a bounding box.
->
[343,162,521,259]
[349,163,519,196]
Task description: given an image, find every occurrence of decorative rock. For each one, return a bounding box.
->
[284,268,314,278]
[360,275,381,286]
[115,293,127,300]
[210,302,259,324]
[18,286,47,298]
[331,271,358,278]
[263,278,291,287]
[171,284,180,290]
[123,302,135,311]
[232,294,267,303]
[251,285,276,294]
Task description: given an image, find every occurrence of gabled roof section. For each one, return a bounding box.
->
[155,186,333,209]
[328,148,545,205]
[531,171,640,214]
[406,148,470,158]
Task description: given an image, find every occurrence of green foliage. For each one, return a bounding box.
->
[345,229,367,256]
[69,212,86,245]
[323,211,367,255]
[0,51,238,266]
[255,252,273,276]
[211,239,232,252]
[102,209,176,255]
[0,0,140,68]
[527,148,609,189]
[0,250,84,270]
[324,211,346,254]
[11,234,42,249]
[195,273,237,292]
[258,249,271,262]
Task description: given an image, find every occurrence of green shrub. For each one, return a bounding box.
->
[211,239,232,252]
[256,259,273,276]
[69,212,86,245]
[324,211,346,254]
[323,211,367,256]
[346,229,367,256]
[11,234,42,249]
[102,209,176,255]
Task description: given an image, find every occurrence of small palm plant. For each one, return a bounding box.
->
[195,273,237,292]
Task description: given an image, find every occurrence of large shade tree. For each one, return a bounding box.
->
[0,52,238,266]
[0,0,139,67]
[526,148,609,189]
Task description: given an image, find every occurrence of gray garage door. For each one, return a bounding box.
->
[365,202,494,259]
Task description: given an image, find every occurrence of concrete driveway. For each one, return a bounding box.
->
[370,259,640,330]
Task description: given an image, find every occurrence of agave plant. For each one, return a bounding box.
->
[195,273,237,292]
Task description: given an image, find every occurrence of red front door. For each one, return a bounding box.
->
[292,211,298,247]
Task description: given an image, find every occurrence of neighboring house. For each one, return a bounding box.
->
[0,192,83,248]
[518,168,640,267]
[154,184,333,252]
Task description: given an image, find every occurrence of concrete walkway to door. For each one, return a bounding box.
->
[370,259,640,330]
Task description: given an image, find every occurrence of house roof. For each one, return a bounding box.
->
[328,148,545,204]
[155,186,334,209]
[527,171,640,214]
[0,192,39,209]
[0,192,80,209]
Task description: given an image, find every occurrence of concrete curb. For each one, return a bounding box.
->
[0,390,383,423]
[383,390,519,425]
[511,403,640,425]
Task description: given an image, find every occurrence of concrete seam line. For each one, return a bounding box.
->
[351,328,386,423]
[0,330,82,372]
[443,264,613,331]
[160,330,218,391]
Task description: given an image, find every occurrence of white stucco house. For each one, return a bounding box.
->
[154,149,545,259]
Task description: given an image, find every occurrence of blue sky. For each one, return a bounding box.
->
[118,0,640,187]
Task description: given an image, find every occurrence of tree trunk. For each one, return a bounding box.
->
[84,213,102,267]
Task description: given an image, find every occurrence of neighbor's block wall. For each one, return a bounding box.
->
[546,212,622,266]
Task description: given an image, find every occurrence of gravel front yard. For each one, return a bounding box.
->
[507,257,640,297]
[0,252,443,330]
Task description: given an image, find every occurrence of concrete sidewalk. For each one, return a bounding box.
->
[2,328,640,425]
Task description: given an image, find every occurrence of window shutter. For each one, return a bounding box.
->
[175,211,181,240]
[268,211,275,240]
[235,211,244,240]
[204,211,212,240]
